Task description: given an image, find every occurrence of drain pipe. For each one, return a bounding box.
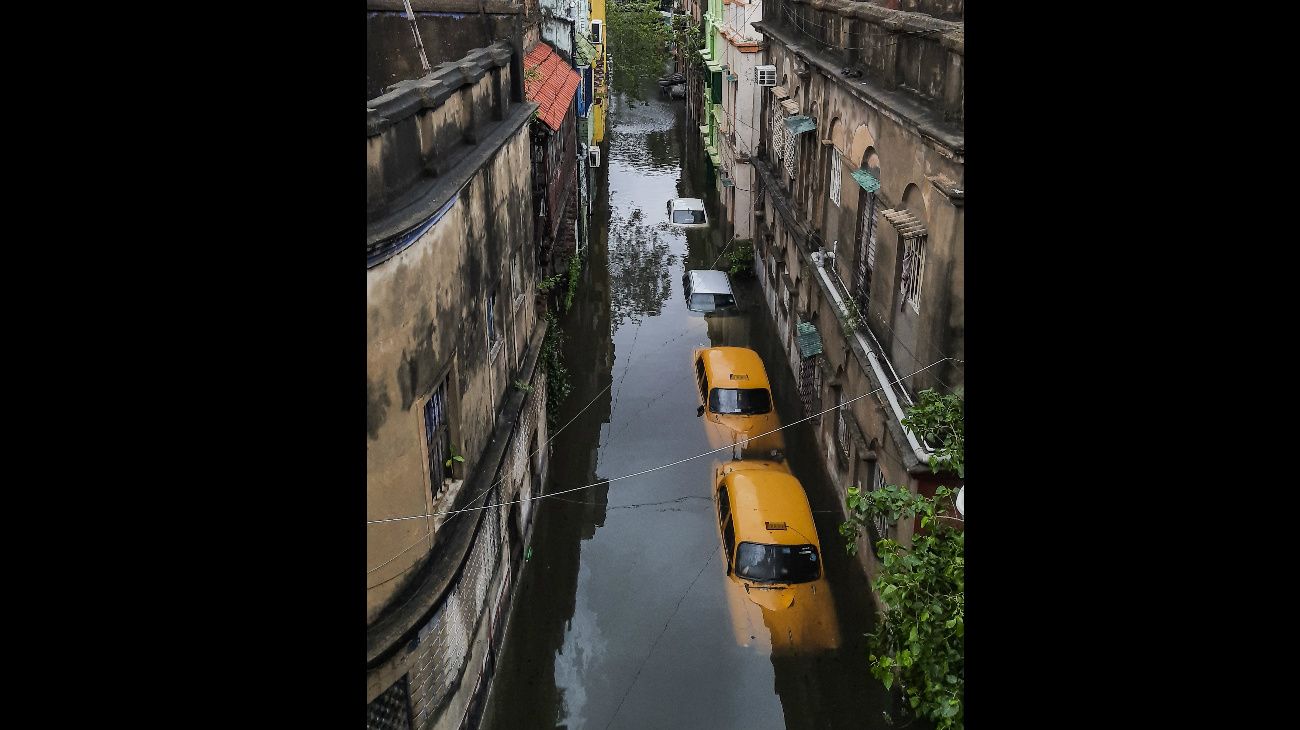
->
[812,255,937,469]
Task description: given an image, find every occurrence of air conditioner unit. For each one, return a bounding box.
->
[588,147,601,168]
[755,65,776,86]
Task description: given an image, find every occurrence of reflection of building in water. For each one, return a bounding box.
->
[705,310,750,350]
[477,135,616,729]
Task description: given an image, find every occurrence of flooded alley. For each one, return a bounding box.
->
[479,75,894,730]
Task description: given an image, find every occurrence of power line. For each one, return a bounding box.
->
[366,356,952,526]
[367,376,615,583]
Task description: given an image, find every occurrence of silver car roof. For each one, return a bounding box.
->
[671,198,706,210]
[686,269,733,293]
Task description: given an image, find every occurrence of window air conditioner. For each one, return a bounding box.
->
[755,65,776,86]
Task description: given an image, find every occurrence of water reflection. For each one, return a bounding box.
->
[481,72,893,730]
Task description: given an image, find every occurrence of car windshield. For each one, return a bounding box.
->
[709,387,771,414]
[689,293,735,311]
[734,542,820,583]
[673,208,706,224]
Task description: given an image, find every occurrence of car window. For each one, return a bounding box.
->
[709,387,772,415]
[734,542,820,583]
[673,209,705,224]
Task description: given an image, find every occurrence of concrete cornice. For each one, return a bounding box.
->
[752,19,963,157]
[367,316,548,667]
[368,0,526,13]
[367,100,536,263]
[367,41,514,136]
[754,158,929,472]
[785,0,963,52]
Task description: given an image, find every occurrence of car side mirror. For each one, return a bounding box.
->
[696,405,705,417]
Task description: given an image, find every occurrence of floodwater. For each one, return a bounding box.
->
[480,74,894,730]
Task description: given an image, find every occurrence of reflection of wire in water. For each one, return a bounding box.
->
[603,544,716,730]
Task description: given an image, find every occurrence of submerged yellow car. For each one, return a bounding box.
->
[712,460,841,655]
[693,346,784,459]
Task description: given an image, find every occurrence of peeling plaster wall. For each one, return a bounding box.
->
[367,44,539,624]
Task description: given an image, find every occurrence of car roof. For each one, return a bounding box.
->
[671,198,706,210]
[697,347,771,391]
[686,269,733,293]
[722,464,820,547]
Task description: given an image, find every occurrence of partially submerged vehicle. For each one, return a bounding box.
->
[667,197,708,227]
[683,269,737,314]
[712,460,841,654]
[692,346,784,459]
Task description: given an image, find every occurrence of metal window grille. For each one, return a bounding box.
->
[830,154,841,207]
[834,388,849,460]
[770,102,783,162]
[798,358,821,417]
[900,235,926,313]
[487,291,498,344]
[424,379,451,492]
[869,466,890,552]
[783,122,797,179]
[366,675,413,730]
[854,191,878,314]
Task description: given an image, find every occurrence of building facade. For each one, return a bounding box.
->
[366,7,557,726]
[748,0,964,585]
[525,41,584,277]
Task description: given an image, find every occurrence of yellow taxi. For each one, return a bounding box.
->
[712,459,840,655]
[693,346,784,459]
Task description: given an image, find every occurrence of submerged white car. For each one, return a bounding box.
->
[683,269,737,313]
[668,198,708,227]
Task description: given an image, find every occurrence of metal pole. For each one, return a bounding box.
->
[402,0,432,75]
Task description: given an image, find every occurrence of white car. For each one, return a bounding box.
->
[683,269,737,313]
[667,198,708,227]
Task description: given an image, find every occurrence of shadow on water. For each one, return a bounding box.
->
[482,69,893,730]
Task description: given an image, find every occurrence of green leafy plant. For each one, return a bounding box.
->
[727,239,754,277]
[841,393,964,729]
[537,273,563,294]
[541,310,572,428]
[444,446,465,470]
[607,0,673,100]
[563,248,582,313]
[514,379,534,392]
[902,388,964,478]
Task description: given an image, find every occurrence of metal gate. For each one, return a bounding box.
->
[366,675,413,730]
[424,379,450,493]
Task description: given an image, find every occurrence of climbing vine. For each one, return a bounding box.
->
[541,309,571,429]
[840,393,964,729]
[726,238,754,277]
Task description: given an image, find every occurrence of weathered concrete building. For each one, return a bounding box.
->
[366,17,554,730]
[748,0,964,581]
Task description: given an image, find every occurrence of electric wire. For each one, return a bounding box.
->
[366,377,614,583]
[367,356,951,526]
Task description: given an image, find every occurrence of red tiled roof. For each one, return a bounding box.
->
[524,42,581,132]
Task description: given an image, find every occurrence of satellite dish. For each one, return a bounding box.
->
[955,486,964,516]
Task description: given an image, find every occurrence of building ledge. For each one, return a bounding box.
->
[754,158,934,471]
[751,20,963,158]
[367,316,548,667]
[367,101,536,267]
